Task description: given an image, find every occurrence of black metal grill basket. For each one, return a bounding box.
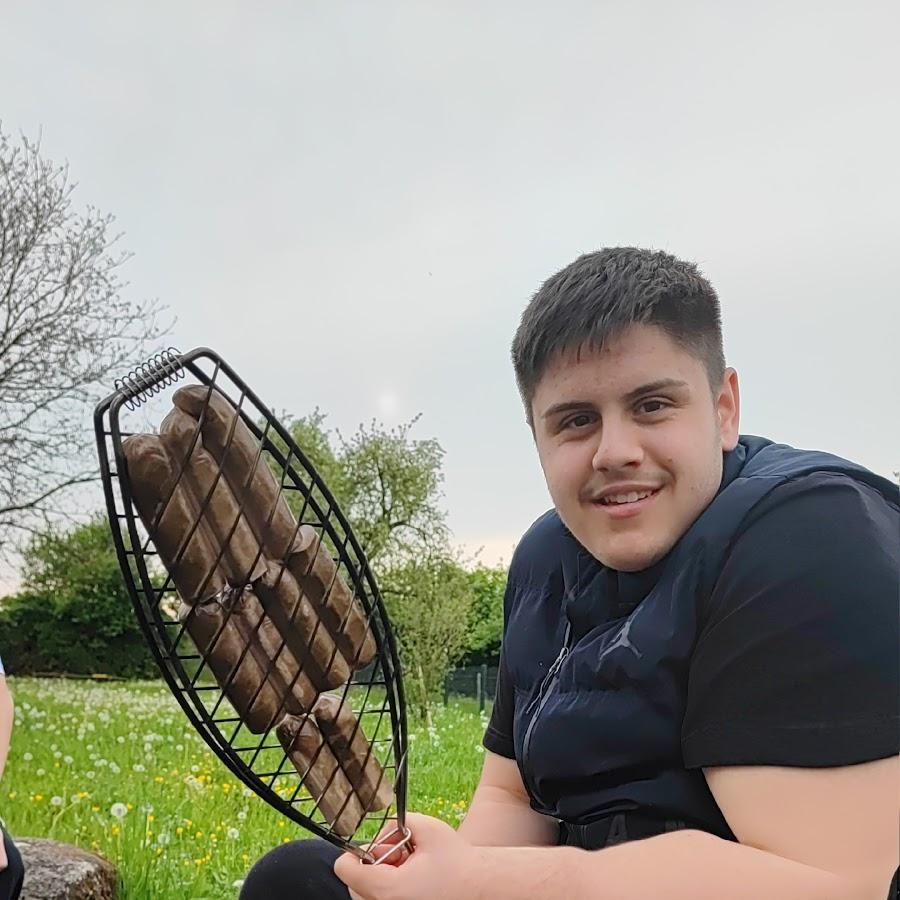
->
[93,347,409,861]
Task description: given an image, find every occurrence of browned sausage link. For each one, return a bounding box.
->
[255,567,351,691]
[172,386,299,560]
[287,526,378,669]
[178,596,285,734]
[160,408,269,586]
[122,434,226,604]
[277,714,367,838]
[251,600,320,716]
[313,694,393,813]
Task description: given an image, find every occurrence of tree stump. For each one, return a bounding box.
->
[15,839,118,900]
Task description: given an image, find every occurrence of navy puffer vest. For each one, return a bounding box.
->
[502,435,899,838]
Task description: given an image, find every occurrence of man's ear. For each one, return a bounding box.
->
[717,368,740,450]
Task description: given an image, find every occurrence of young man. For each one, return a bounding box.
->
[243,248,899,900]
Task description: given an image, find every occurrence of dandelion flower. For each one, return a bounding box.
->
[50,796,63,807]
[110,802,128,819]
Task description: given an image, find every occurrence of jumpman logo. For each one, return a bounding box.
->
[599,616,643,660]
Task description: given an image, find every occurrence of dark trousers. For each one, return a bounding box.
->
[240,839,350,900]
[0,832,24,900]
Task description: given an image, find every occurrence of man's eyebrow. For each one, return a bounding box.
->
[540,379,689,420]
[621,378,689,403]
[541,400,595,420]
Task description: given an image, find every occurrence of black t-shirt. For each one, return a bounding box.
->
[485,472,900,769]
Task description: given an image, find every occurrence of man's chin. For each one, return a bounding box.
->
[588,540,668,573]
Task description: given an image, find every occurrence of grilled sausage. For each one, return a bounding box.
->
[277,713,367,838]
[122,433,225,604]
[312,694,392,812]
[160,407,269,586]
[179,589,319,733]
[172,385,300,559]
[287,526,377,669]
[255,566,351,691]
[178,593,283,733]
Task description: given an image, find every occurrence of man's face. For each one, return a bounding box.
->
[531,324,740,572]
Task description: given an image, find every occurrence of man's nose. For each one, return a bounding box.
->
[591,418,644,471]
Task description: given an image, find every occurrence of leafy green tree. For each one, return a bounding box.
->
[379,550,473,725]
[0,517,155,676]
[281,411,448,566]
[458,565,507,667]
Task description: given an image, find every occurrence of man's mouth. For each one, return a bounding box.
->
[589,486,662,517]
[598,488,657,506]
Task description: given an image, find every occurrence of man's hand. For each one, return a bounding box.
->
[0,833,8,872]
[334,813,485,900]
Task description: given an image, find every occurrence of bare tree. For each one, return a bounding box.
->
[0,126,167,558]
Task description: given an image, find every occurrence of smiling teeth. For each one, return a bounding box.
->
[602,490,653,505]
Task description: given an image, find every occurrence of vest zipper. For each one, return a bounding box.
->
[521,620,572,802]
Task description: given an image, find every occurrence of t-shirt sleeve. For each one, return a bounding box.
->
[483,649,516,758]
[682,472,900,769]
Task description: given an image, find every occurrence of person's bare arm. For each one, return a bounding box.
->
[0,676,12,783]
[457,750,559,847]
[0,676,13,871]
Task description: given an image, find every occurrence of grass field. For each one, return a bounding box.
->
[2,678,490,898]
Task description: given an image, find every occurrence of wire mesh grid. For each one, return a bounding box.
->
[93,348,408,859]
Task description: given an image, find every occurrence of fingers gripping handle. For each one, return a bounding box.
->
[360,823,414,866]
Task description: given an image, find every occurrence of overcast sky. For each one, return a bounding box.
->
[2,2,898,576]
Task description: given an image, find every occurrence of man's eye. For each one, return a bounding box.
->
[562,413,593,429]
[637,399,668,415]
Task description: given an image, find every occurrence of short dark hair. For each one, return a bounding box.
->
[512,247,725,425]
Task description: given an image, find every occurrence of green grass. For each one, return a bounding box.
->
[3,678,490,898]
